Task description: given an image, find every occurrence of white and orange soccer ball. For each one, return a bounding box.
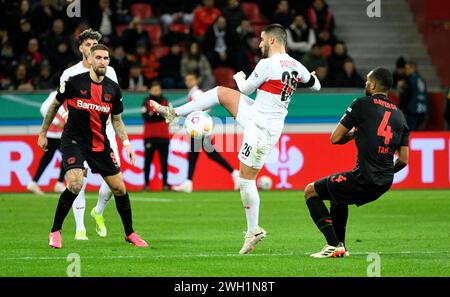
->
[184,111,213,139]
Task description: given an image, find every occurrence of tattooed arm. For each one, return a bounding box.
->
[38,98,62,151]
[112,114,136,165]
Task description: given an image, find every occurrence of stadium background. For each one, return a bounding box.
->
[0,0,449,192]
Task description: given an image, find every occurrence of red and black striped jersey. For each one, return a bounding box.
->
[56,72,123,152]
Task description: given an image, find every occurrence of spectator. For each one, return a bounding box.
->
[21,38,43,77]
[121,16,151,54]
[308,0,335,35]
[6,0,32,36]
[228,19,255,66]
[181,41,216,89]
[9,63,34,91]
[192,0,221,39]
[271,0,293,29]
[398,59,429,131]
[235,35,261,76]
[316,30,337,57]
[0,41,15,89]
[48,40,74,72]
[393,56,407,89]
[159,0,193,34]
[334,58,365,88]
[300,43,327,72]
[110,45,131,89]
[289,0,309,17]
[327,41,349,79]
[286,14,316,61]
[159,43,185,89]
[87,0,117,45]
[315,64,333,88]
[141,81,171,191]
[221,0,246,34]
[33,61,54,89]
[30,0,58,36]
[127,62,148,92]
[203,16,232,69]
[14,18,35,55]
[43,18,71,55]
[132,41,159,83]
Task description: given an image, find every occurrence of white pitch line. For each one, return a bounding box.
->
[4,250,450,261]
[1,94,42,108]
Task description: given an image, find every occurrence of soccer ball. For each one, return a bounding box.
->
[185,111,213,139]
[257,175,272,191]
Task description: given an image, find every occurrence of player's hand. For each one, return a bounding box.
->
[125,144,136,166]
[38,132,48,152]
[310,71,317,78]
[233,71,246,81]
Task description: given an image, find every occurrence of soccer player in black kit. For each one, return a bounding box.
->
[304,67,410,258]
[38,44,148,248]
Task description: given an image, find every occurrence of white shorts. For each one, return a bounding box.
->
[238,117,280,170]
[235,94,254,129]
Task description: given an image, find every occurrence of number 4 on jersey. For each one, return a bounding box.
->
[377,111,393,145]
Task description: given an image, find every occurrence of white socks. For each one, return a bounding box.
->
[94,181,113,215]
[174,87,220,116]
[239,178,260,233]
[72,177,87,231]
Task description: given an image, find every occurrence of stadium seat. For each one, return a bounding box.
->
[168,23,189,34]
[251,23,266,37]
[143,24,162,45]
[213,67,236,89]
[240,2,264,23]
[130,3,152,19]
[115,24,128,36]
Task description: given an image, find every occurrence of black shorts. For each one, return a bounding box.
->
[314,171,391,206]
[61,140,120,177]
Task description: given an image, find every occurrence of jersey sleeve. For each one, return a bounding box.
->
[112,85,124,115]
[340,98,361,129]
[246,59,269,88]
[107,67,119,84]
[55,79,73,104]
[297,62,311,83]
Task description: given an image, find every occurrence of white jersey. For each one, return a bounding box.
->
[244,53,311,134]
[59,61,120,159]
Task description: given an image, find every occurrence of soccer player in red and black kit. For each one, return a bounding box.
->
[38,44,148,248]
[304,67,410,258]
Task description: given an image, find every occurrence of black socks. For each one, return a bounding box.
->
[306,196,340,247]
[331,202,348,245]
[51,188,78,232]
[115,192,134,236]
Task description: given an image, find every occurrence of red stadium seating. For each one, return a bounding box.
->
[213,67,236,89]
[115,24,128,36]
[241,2,264,23]
[151,45,170,59]
[251,23,266,37]
[143,24,162,45]
[169,23,189,34]
[130,3,152,19]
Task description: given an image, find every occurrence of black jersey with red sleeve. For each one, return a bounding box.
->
[56,72,123,152]
[340,94,409,186]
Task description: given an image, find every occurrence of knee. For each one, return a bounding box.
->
[109,182,126,196]
[304,183,316,201]
[68,179,83,195]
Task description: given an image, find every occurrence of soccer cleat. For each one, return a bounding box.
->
[27,181,45,195]
[239,227,267,254]
[54,181,66,193]
[49,230,62,248]
[172,180,193,193]
[310,243,346,258]
[75,229,88,240]
[90,208,107,237]
[232,170,240,190]
[125,232,149,247]
[149,100,178,123]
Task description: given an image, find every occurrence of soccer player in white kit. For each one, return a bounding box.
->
[151,24,321,254]
[58,29,120,240]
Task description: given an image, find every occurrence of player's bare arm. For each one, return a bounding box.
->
[330,123,355,144]
[112,114,136,165]
[38,98,63,151]
[394,146,409,173]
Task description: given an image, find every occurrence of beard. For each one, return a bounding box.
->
[94,66,106,77]
[262,44,269,58]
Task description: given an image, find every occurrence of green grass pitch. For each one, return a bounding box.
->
[0,190,449,276]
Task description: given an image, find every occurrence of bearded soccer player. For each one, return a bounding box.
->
[151,24,321,254]
[39,44,148,248]
[304,68,409,258]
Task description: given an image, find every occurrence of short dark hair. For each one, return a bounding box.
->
[370,67,393,92]
[79,29,102,45]
[263,24,287,47]
[90,43,109,54]
[150,80,161,88]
